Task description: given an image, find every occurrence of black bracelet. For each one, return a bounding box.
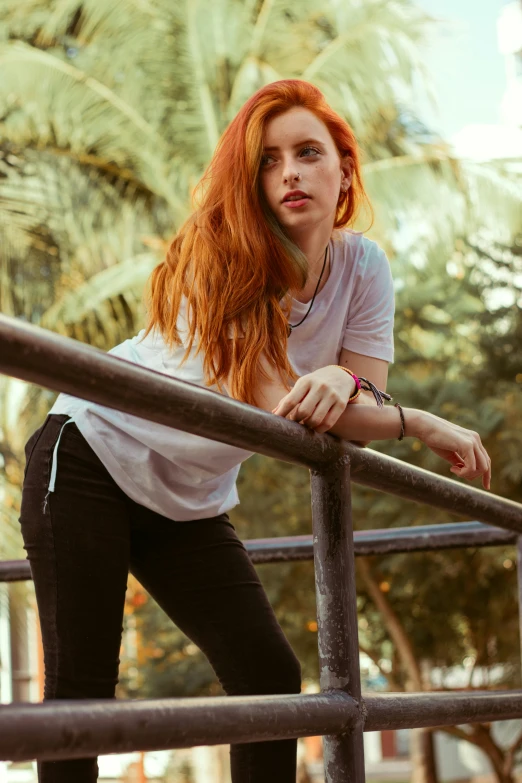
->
[358,376,393,409]
[394,402,405,441]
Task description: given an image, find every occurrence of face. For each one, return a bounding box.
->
[259,107,352,238]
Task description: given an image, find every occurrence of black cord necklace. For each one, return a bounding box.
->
[287,244,329,338]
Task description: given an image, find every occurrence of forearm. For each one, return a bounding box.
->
[328,402,419,443]
[345,390,379,446]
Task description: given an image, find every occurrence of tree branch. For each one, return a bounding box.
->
[358,556,423,691]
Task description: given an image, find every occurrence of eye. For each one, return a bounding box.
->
[301,146,319,157]
[261,154,274,167]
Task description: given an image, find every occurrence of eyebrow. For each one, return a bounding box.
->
[262,138,325,151]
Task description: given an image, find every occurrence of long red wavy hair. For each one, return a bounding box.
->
[141,79,373,405]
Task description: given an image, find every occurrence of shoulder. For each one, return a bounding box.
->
[335,229,389,270]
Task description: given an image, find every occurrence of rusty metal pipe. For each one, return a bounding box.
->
[311,458,365,783]
[364,690,522,731]
[517,536,522,676]
[0,692,358,762]
[1,522,517,582]
[2,688,522,762]
[0,561,31,583]
[1,315,522,530]
[246,521,517,564]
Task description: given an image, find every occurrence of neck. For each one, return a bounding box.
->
[289,221,334,281]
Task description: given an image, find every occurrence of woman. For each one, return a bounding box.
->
[20,79,491,783]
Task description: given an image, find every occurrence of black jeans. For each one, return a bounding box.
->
[19,413,301,782]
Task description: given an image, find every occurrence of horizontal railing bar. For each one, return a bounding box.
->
[1,522,516,581]
[0,692,358,762]
[347,447,522,533]
[246,521,517,563]
[0,561,31,583]
[0,314,338,471]
[1,689,521,761]
[2,315,522,530]
[364,690,522,731]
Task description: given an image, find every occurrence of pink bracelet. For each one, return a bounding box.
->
[333,365,392,408]
[333,366,361,403]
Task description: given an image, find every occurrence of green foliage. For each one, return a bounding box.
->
[1,0,522,700]
[123,222,522,698]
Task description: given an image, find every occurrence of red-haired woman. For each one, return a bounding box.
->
[20,79,491,783]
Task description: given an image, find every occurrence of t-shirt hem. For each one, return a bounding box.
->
[73,410,240,522]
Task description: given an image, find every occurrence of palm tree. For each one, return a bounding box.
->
[0,0,438,545]
[0,1,520,779]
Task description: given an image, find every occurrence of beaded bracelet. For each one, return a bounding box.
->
[334,366,361,402]
[333,366,392,408]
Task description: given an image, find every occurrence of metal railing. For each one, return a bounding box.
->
[1,312,522,781]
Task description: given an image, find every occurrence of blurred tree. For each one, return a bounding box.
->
[1,0,522,780]
[123,221,522,783]
[1,0,520,557]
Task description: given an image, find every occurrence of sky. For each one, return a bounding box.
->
[413,0,508,140]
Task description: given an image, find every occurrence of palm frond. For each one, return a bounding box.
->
[0,41,190,211]
[40,252,158,330]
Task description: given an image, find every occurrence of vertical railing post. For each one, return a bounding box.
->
[517,537,522,681]
[311,455,365,783]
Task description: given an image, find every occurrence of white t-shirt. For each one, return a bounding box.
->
[48,229,395,521]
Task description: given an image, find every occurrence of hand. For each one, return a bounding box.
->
[409,409,492,490]
[271,366,355,434]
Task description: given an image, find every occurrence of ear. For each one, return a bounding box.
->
[340,155,354,192]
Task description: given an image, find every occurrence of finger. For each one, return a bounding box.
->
[479,465,491,491]
[478,441,492,489]
[314,401,347,433]
[482,461,492,491]
[291,392,327,424]
[450,441,476,479]
[300,399,334,429]
[477,444,492,490]
[472,443,489,482]
[467,437,491,487]
[281,404,301,422]
[273,390,307,418]
[482,454,492,489]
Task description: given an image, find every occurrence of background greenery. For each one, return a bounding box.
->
[1,0,521,779]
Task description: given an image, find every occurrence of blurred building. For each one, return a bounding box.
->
[498,0,522,126]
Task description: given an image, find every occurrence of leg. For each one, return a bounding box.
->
[19,416,131,783]
[128,508,301,783]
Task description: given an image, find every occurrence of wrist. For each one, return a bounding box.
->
[402,407,425,439]
[331,365,358,399]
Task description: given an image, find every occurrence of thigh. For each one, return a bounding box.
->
[129,511,301,696]
[19,415,131,699]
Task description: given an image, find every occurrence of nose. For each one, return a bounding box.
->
[282,160,300,184]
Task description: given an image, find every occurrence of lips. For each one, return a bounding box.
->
[282,189,309,203]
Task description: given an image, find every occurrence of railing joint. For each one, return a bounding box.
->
[311,450,351,477]
[320,689,362,733]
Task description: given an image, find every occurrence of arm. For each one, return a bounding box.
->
[251,352,295,412]
[250,354,491,489]
[252,349,389,432]
[337,348,389,447]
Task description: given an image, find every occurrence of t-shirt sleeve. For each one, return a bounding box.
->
[342,241,395,363]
